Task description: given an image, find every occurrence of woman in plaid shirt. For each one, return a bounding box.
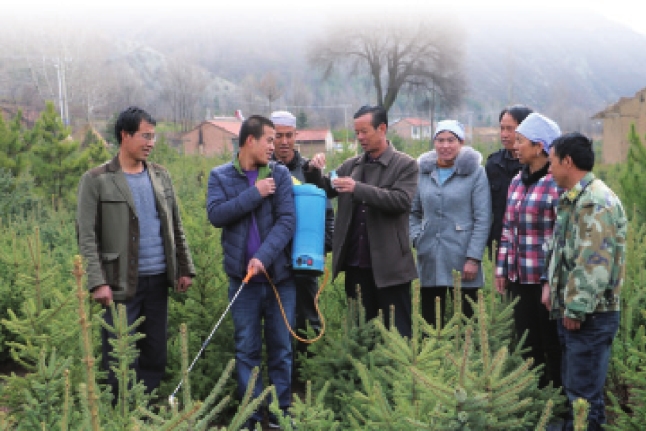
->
[495,113,563,390]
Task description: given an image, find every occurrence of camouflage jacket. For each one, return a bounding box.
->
[545,172,627,321]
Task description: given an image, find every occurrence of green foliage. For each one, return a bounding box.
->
[607,324,646,430]
[297,112,308,129]
[148,135,181,165]
[21,102,87,206]
[0,228,80,370]
[0,169,42,223]
[0,103,643,429]
[619,125,646,223]
[99,304,149,424]
[387,132,405,151]
[300,288,391,424]
[0,209,75,365]
[14,348,73,431]
[0,110,27,175]
[331,128,353,144]
[80,129,113,167]
[0,254,274,430]
[325,141,358,172]
[346,286,564,430]
[289,381,340,430]
[103,112,118,147]
[0,102,114,209]
[604,220,646,426]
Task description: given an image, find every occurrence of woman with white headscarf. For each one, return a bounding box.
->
[495,112,563,390]
[410,120,491,326]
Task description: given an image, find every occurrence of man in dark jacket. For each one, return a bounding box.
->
[485,105,532,257]
[270,110,334,350]
[305,105,418,338]
[207,115,295,429]
[76,106,195,399]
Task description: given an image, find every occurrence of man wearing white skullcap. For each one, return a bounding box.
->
[269,110,335,397]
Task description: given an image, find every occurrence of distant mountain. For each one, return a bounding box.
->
[2,7,645,130]
[461,8,646,123]
[173,8,646,126]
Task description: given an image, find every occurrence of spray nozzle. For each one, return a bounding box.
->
[243,271,253,284]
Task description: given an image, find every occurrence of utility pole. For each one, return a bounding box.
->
[55,59,64,122]
[61,58,69,126]
[54,57,70,126]
[341,104,350,144]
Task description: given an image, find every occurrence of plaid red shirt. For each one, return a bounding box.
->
[496,172,561,283]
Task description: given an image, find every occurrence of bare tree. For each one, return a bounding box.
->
[237,74,256,114]
[161,56,209,132]
[0,20,127,125]
[289,78,313,110]
[63,32,122,124]
[308,17,466,113]
[256,72,283,113]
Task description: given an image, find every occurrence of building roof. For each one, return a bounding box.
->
[295,129,330,142]
[592,98,627,119]
[207,119,242,136]
[592,86,646,119]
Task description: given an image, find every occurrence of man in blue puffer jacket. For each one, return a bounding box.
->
[207,115,296,429]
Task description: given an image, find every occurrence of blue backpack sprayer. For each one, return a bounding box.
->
[169,178,328,406]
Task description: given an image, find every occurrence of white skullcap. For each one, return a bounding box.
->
[270,111,296,128]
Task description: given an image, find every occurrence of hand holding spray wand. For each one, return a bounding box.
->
[168,271,253,406]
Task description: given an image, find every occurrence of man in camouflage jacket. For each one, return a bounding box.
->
[542,132,627,431]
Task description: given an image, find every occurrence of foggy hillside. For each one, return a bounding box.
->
[1,6,645,131]
[462,7,646,127]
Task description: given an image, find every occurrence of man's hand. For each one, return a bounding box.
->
[332,176,356,193]
[541,283,551,311]
[562,316,581,331]
[175,276,192,293]
[256,178,275,197]
[247,258,266,277]
[495,276,507,294]
[92,284,113,306]
[309,153,326,171]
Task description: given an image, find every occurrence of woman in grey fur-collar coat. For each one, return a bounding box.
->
[410,120,491,326]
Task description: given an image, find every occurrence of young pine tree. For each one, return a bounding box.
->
[619,124,646,223]
[0,109,27,175]
[24,102,85,206]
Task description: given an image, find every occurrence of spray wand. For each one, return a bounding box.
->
[168,271,252,407]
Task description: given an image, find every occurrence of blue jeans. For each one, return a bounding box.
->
[557,311,619,431]
[229,277,296,422]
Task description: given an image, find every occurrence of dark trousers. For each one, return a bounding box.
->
[420,286,478,328]
[508,281,562,390]
[558,311,619,431]
[101,273,169,398]
[344,267,412,338]
[294,273,322,342]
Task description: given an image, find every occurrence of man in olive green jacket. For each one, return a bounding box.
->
[76,106,195,399]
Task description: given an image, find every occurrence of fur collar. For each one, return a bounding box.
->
[418,146,483,176]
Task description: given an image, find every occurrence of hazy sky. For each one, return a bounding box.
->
[6,0,646,36]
